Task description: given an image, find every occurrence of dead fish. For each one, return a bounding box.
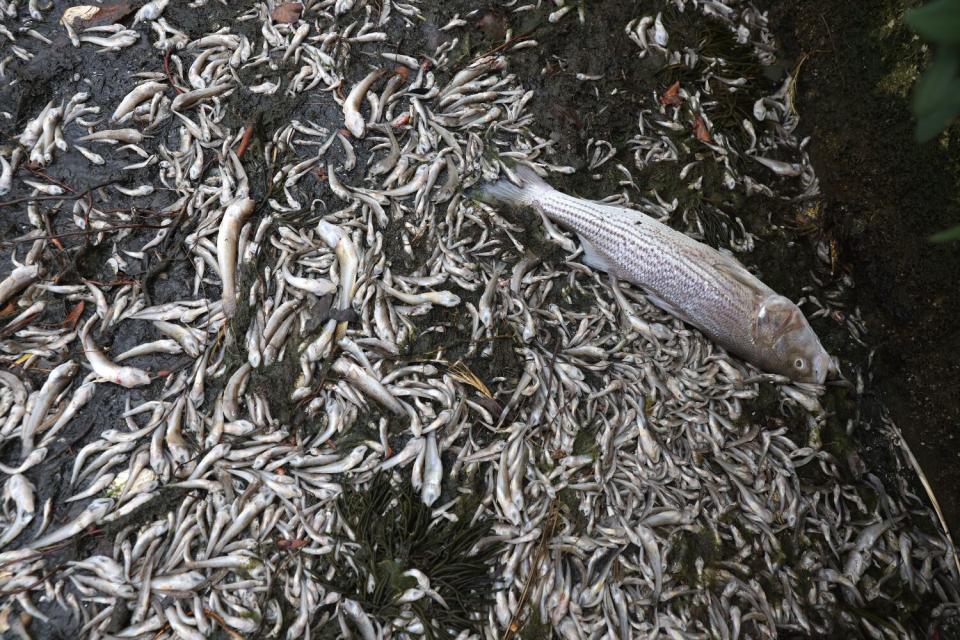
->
[479,166,832,383]
[80,317,151,387]
[217,197,256,317]
[343,68,385,138]
[0,265,42,308]
[29,498,113,549]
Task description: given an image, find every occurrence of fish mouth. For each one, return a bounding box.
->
[811,353,832,385]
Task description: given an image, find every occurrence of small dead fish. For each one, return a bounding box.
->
[80,318,151,387]
[343,69,385,138]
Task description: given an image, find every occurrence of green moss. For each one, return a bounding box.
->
[98,486,192,540]
[380,217,423,273]
[400,291,476,358]
[821,419,856,460]
[557,487,588,530]
[247,350,303,427]
[660,9,770,128]
[877,56,923,98]
[571,423,598,458]
[231,250,263,343]
[670,526,724,586]
[484,200,568,266]
[516,608,553,639]
[871,2,924,101]
[478,319,523,382]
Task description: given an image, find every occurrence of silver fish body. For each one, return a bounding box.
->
[481,166,832,383]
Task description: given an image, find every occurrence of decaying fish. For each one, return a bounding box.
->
[480,165,833,383]
[0,0,954,639]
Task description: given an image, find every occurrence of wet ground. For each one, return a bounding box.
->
[442,0,960,549]
[766,0,960,537]
[1,0,958,637]
[483,0,960,548]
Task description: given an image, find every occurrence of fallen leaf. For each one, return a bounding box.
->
[277,538,308,550]
[87,0,135,26]
[474,395,504,417]
[63,301,85,330]
[271,2,303,23]
[1,308,43,338]
[549,104,583,129]
[331,308,358,323]
[660,81,682,106]
[61,5,99,27]
[236,124,255,159]
[63,1,135,28]
[693,114,712,143]
[0,302,15,319]
[302,294,333,333]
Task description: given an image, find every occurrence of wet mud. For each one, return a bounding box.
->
[1,0,958,637]
[766,0,960,538]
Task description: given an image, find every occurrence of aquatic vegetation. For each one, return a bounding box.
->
[320,474,501,638]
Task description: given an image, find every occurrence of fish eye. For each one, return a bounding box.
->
[794,358,805,370]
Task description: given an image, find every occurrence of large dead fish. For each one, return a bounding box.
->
[480,165,833,383]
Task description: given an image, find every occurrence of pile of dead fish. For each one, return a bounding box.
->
[0,0,957,638]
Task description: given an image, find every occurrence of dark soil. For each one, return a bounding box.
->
[766,0,960,536]
[1,0,958,636]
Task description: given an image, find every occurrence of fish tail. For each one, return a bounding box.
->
[515,163,551,192]
[474,163,550,206]
[477,176,528,205]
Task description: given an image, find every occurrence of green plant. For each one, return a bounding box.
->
[906,0,960,240]
[316,473,502,639]
[906,0,960,142]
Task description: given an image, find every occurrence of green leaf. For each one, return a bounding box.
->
[906,0,960,44]
[915,103,960,141]
[912,48,960,116]
[931,223,960,241]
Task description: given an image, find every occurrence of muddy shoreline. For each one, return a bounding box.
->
[0,0,958,636]
[768,0,960,537]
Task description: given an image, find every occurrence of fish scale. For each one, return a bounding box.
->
[544,190,764,322]
[481,165,832,383]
